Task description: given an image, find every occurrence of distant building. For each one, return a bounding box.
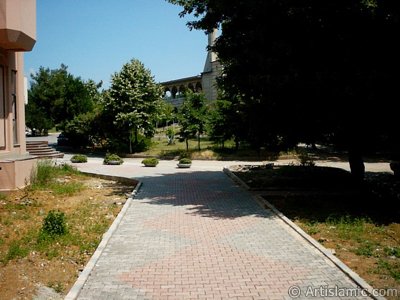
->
[161,29,221,106]
[0,0,37,191]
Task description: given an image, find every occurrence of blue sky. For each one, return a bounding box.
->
[24,0,207,89]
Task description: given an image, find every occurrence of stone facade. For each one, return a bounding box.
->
[162,29,221,106]
[0,0,37,191]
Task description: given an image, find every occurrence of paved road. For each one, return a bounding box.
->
[26,132,59,145]
[60,156,383,299]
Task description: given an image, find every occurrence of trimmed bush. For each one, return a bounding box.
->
[70,154,88,163]
[142,158,159,167]
[179,158,192,164]
[103,153,123,165]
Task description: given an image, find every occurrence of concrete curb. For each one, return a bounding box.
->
[65,174,142,300]
[223,166,385,300]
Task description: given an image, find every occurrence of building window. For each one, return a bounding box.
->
[12,70,18,145]
[0,66,5,149]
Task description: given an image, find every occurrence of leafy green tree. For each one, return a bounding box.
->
[26,64,94,134]
[62,80,105,148]
[105,59,163,153]
[168,0,400,179]
[178,91,208,151]
[207,98,246,150]
[158,101,175,128]
[25,101,53,135]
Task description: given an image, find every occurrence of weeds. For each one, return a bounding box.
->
[48,282,64,293]
[30,160,83,195]
[385,247,400,258]
[377,260,400,281]
[304,220,320,235]
[325,215,370,240]
[5,242,29,262]
[355,240,376,257]
[49,182,84,195]
[31,160,80,187]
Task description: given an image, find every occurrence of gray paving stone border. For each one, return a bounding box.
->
[65,174,142,300]
[223,166,385,300]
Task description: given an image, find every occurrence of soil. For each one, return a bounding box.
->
[233,165,400,299]
[0,175,135,300]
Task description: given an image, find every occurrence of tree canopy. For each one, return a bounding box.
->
[26,64,94,134]
[105,59,163,153]
[168,0,400,177]
[178,91,208,151]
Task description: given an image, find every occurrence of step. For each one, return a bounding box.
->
[29,151,61,156]
[27,145,50,149]
[27,147,56,153]
[26,141,64,159]
[36,153,64,159]
[26,141,49,146]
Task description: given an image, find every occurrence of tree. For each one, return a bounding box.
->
[26,64,94,134]
[105,59,163,153]
[178,91,208,151]
[207,98,246,150]
[25,100,53,136]
[158,101,175,128]
[168,0,400,179]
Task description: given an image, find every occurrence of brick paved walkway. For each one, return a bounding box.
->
[73,169,372,300]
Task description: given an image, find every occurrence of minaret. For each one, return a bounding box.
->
[201,28,220,101]
[203,28,218,73]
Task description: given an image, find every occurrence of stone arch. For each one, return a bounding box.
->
[165,90,172,98]
[177,85,186,97]
[171,86,178,99]
[195,82,202,92]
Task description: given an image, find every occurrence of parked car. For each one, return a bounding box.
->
[25,127,32,136]
[57,133,70,146]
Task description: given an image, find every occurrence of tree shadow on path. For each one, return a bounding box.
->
[134,170,272,220]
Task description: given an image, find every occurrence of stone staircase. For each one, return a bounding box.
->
[26,141,64,159]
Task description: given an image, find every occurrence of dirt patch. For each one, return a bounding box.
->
[0,174,136,299]
[232,165,400,299]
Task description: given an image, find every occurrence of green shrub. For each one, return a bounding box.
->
[103,153,123,165]
[142,158,159,167]
[179,158,192,164]
[41,210,67,237]
[70,154,88,163]
[179,151,191,159]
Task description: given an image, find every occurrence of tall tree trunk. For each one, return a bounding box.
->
[197,133,201,151]
[129,133,133,154]
[348,147,365,181]
[235,137,239,151]
[134,129,138,144]
[185,138,189,151]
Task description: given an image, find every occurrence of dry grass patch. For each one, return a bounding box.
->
[0,161,135,299]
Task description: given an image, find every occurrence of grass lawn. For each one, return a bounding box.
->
[137,133,297,161]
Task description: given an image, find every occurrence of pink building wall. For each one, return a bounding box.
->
[0,0,37,191]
